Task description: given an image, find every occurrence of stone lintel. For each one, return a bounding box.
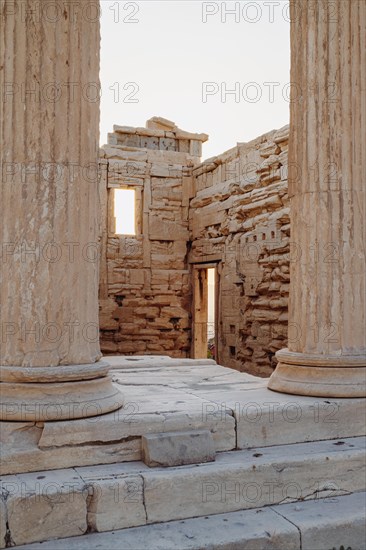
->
[112,124,208,142]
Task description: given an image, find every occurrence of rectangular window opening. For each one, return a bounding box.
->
[114,188,136,235]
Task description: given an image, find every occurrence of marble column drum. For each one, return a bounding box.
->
[0,0,124,420]
[268,0,366,397]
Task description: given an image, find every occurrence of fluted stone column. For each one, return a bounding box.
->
[268,0,366,397]
[0,0,124,419]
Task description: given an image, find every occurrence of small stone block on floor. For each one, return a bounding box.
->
[142,429,216,467]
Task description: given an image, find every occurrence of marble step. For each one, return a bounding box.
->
[1,436,365,548]
[15,491,366,550]
[3,360,365,477]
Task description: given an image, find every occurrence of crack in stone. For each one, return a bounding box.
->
[75,468,98,534]
[140,474,148,524]
[270,506,302,549]
[4,520,13,549]
[39,435,141,450]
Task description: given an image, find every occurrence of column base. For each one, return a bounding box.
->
[268,349,366,398]
[0,361,124,421]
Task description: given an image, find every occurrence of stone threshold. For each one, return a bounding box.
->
[1,360,365,476]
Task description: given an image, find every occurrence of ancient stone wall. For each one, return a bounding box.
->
[98,118,207,357]
[99,119,290,376]
[189,126,290,376]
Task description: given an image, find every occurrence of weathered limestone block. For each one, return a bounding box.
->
[149,163,179,178]
[135,307,160,319]
[140,136,160,150]
[116,134,141,148]
[146,116,176,131]
[159,138,177,151]
[259,142,281,158]
[190,140,202,157]
[178,139,190,153]
[129,269,146,285]
[107,133,118,145]
[142,430,215,467]
[274,492,366,550]
[175,129,209,142]
[113,125,140,134]
[151,271,170,286]
[273,125,289,143]
[117,342,147,354]
[85,475,146,532]
[110,159,147,177]
[161,307,188,320]
[106,148,148,162]
[142,437,364,523]
[4,470,88,546]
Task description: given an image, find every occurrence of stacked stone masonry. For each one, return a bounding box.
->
[98,118,208,359]
[99,118,290,377]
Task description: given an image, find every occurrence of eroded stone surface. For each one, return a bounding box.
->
[99,120,206,360]
[0,0,123,422]
[0,438,365,546]
[1,361,365,476]
[85,475,146,532]
[0,0,101,367]
[142,430,215,467]
[268,0,366,396]
[14,506,300,549]
[142,436,365,523]
[106,356,216,369]
[9,471,366,549]
[0,497,6,549]
[272,491,366,550]
[99,119,290,376]
[3,470,88,546]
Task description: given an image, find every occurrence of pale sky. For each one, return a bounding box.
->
[100,0,290,159]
